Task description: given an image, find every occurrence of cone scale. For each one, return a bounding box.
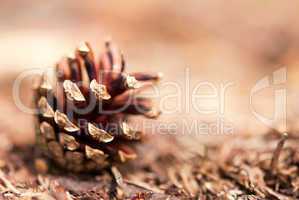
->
[34,41,161,172]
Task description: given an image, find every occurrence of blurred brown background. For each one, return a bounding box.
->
[1,0,299,146]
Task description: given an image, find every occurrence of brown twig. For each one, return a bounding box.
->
[270,132,288,175]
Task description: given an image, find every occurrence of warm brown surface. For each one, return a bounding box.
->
[2,0,299,135]
[1,1,299,199]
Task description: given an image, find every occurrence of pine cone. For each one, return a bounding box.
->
[34,41,161,172]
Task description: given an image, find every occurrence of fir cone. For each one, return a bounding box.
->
[34,41,161,173]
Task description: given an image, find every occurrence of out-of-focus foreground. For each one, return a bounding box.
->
[1,1,299,199]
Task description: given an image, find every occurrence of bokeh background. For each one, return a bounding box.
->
[1,0,299,147]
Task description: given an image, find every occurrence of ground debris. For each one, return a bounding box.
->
[1,123,299,199]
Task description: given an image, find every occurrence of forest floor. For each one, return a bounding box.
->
[0,75,298,200]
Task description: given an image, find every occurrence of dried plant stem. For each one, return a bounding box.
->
[0,170,20,195]
[270,132,288,174]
